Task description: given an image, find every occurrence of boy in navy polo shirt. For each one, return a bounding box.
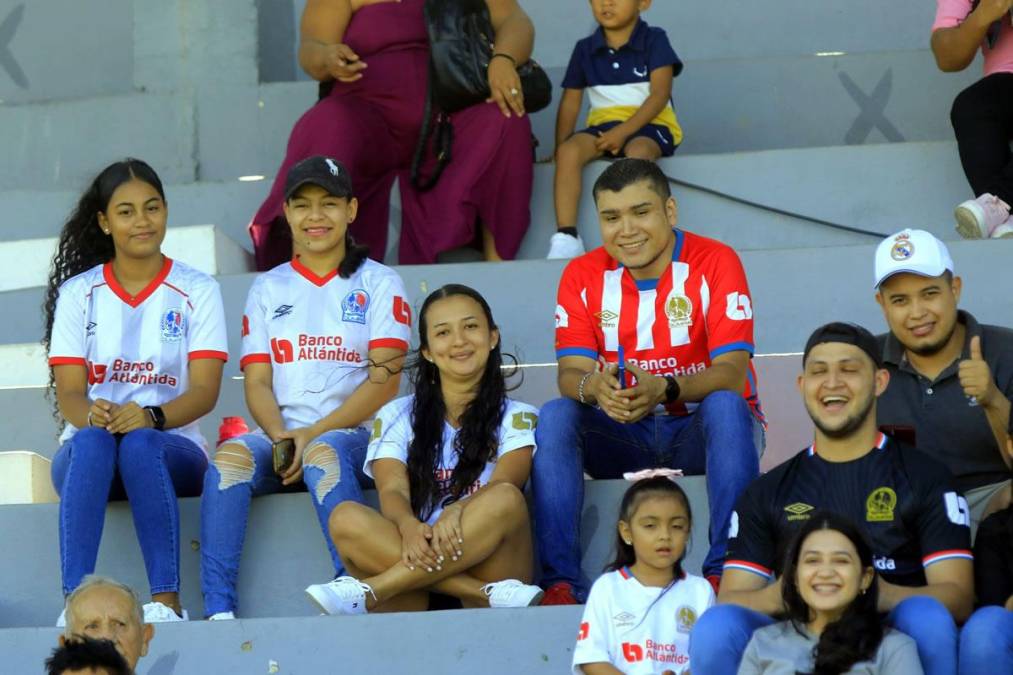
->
[547,0,683,259]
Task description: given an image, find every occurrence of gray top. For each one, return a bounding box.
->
[737,622,923,675]
[877,310,1013,492]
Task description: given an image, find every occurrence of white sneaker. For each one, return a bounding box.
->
[547,232,586,259]
[56,608,66,628]
[955,193,1012,239]
[207,611,235,621]
[991,221,1013,238]
[305,576,375,616]
[142,601,188,623]
[482,579,545,608]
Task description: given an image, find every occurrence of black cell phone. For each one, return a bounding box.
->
[272,438,295,475]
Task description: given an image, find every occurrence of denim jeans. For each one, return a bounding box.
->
[959,606,1013,674]
[51,427,208,596]
[531,390,761,597]
[689,597,958,675]
[199,428,371,615]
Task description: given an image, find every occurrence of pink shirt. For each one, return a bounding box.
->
[934,0,1013,76]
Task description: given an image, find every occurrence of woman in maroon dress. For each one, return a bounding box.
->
[250,0,535,269]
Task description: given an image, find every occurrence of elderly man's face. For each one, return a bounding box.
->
[63,586,152,670]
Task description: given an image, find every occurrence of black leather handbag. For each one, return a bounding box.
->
[411,0,551,190]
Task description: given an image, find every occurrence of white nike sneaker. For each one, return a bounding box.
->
[142,601,188,623]
[207,611,235,621]
[305,576,375,616]
[547,232,586,259]
[482,579,545,608]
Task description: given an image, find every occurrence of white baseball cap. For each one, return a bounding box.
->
[873,229,954,288]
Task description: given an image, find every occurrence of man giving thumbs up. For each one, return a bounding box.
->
[873,229,1012,535]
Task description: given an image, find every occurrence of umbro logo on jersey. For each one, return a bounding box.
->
[272,304,294,320]
[613,611,635,628]
[595,309,618,328]
[784,502,814,521]
[86,322,97,336]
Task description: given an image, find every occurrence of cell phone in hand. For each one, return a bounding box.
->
[272,438,295,475]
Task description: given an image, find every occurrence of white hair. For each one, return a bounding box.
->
[64,575,144,635]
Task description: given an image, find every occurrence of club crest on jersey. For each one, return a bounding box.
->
[665,295,693,328]
[676,606,697,634]
[866,487,897,522]
[596,308,618,328]
[160,309,185,342]
[341,289,370,324]
[890,233,914,261]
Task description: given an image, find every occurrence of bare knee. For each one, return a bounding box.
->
[212,443,255,489]
[483,482,528,524]
[328,500,372,544]
[556,136,590,168]
[304,442,342,506]
[624,139,661,160]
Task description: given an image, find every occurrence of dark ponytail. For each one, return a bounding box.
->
[781,511,883,675]
[406,284,512,520]
[41,159,165,419]
[338,231,368,278]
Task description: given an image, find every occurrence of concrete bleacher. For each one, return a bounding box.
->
[1,0,1008,671]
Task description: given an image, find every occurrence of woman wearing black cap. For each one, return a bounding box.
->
[199,156,412,619]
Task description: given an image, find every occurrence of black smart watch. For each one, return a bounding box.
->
[144,405,166,431]
[663,375,681,404]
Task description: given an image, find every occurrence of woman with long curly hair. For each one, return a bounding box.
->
[304,284,543,614]
[43,159,228,624]
[737,512,923,675]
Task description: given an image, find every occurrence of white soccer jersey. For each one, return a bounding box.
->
[572,568,715,675]
[364,395,538,523]
[239,257,411,430]
[48,258,228,450]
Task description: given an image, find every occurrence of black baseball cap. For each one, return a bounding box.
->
[803,322,883,369]
[284,155,354,201]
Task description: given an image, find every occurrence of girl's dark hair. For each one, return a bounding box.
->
[284,190,368,279]
[41,159,166,417]
[781,511,882,675]
[407,284,507,520]
[607,476,693,579]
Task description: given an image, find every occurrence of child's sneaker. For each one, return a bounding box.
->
[547,232,586,259]
[954,193,1012,239]
[143,602,188,623]
[207,611,235,621]
[305,576,375,616]
[481,579,545,608]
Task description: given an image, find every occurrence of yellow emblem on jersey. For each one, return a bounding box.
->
[511,411,538,431]
[783,502,814,521]
[866,487,897,522]
[665,295,693,328]
[676,605,697,633]
[370,418,383,442]
[595,309,619,328]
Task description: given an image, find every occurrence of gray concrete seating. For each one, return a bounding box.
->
[0,478,708,629]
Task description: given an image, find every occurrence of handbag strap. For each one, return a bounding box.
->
[410,80,455,192]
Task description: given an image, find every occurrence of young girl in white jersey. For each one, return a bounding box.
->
[43,159,229,623]
[304,284,544,614]
[573,475,714,675]
[199,156,410,619]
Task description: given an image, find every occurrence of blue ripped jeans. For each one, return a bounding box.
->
[51,427,208,596]
[199,428,371,616]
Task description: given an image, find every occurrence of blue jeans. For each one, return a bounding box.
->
[689,597,958,675]
[959,606,1013,675]
[531,390,761,596]
[51,427,208,596]
[199,428,371,615]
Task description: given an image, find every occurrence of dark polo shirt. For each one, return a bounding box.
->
[877,310,1013,492]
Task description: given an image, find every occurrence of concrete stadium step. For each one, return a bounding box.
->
[0,140,973,271]
[1,605,583,674]
[0,354,810,472]
[0,478,708,629]
[3,238,1010,363]
[0,224,253,293]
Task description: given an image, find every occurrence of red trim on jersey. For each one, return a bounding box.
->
[368,338,410,352]
[240,353,271,370]
[48,356,86,366]
[723,560,774,578]
[102,257,174,308]
[922,549,974,566]
[618,566,632,579]
[291,256,338,287]
[189,350,229,362]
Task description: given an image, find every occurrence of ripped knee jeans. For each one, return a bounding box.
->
[198,428,372,616]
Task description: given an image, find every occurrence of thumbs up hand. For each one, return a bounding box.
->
[958,336,999,408]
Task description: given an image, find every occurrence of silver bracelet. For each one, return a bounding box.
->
[577,371,594,405]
